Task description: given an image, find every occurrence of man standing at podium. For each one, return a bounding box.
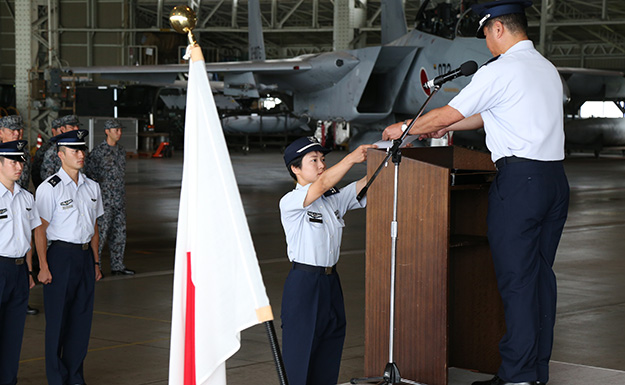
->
[382,1,569,385]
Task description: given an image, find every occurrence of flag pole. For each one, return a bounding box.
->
[257,306,288,385]
[264,321,289,385]
[171,6,289,383]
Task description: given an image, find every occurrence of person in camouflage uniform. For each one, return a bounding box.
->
[0,116,30,190]
[84,119,134,275]
[40,115,80,182]
[31,118,63,189]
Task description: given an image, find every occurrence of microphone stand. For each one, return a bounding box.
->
[352,85,441,385]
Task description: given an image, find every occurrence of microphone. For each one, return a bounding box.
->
[423,60,478,89]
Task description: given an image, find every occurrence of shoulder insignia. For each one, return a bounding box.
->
[323,187,340,197]
[481,55,500,67]
[48,175,61,187]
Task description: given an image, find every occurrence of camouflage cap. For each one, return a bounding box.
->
[59,114,81,126]
[0,115,24,130]
[103,119,124,130]
[51,117,64,129]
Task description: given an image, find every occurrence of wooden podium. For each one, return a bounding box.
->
[364,146,505,385]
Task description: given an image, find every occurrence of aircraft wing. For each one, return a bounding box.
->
[67,51,359,99]
[69,58,312,75]
[67,58,312,85]
[558,67,625,114]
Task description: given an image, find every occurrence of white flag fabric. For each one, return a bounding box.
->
[168,46,272,385]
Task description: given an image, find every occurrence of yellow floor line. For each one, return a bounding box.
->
[93,310,171,324]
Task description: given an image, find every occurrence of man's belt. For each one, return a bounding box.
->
[293,262,336,275]
[51,240,90,250]
[0,256,25,265]
[495,156,561,171]
[495,156,533,170]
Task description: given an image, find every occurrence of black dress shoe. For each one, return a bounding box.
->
[111,268,135,276]
[26,305,39,315]
[472,376,536,385]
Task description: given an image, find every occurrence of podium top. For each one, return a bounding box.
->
[374,146,495,172]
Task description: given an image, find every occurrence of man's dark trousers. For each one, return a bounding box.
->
[43,242,95,385]
[488,160,569,384]
[0,260,28,385]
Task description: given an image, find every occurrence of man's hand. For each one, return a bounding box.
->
[95,265,102,281]
[382,122,405,141]
[38,268,52,285]
[419,128,447,140]
[29,275,35,289]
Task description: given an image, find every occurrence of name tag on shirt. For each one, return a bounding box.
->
[307,211,323,223]
[60,199,74,210]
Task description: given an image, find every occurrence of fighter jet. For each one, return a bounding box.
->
[68,0,490,143]
[68,0,625,149]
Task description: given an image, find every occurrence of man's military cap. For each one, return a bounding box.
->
[0,115,24,130]
[103,119,124,131]
[58,114,81,127]
[472,0,532,38]
[51,117,64,129]
[0,140,28,162]
[283,136,331,167]
[51,129,89,151]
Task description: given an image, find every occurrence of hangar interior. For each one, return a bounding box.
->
[1,1,625,385]
[3,0,625,149]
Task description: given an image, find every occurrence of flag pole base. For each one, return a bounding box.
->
[264,320,289,385]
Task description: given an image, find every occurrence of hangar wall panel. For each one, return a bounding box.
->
[0,11,16,82]
[94,48,123,66]
[60,3,87,28]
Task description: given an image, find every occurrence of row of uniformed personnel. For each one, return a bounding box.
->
[3,115,134,276]
[0,115,130,385]
[0,129,98,385]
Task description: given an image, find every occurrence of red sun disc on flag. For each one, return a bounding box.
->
[420,68,431,96]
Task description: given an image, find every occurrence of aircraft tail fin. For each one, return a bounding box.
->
[248,0,266,61]
[381,0,408,45]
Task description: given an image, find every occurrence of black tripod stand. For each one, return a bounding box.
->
[351,85,441,385]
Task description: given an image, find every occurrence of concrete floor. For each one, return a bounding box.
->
[18,149,625,385]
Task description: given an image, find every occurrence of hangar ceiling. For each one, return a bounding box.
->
[530,0,625,70]
[3,0,625,96]
[3,0,625,147]
[131,0,625,71]
[3,0,625,75]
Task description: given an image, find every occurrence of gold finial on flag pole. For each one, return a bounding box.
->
[169,5,198,46]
